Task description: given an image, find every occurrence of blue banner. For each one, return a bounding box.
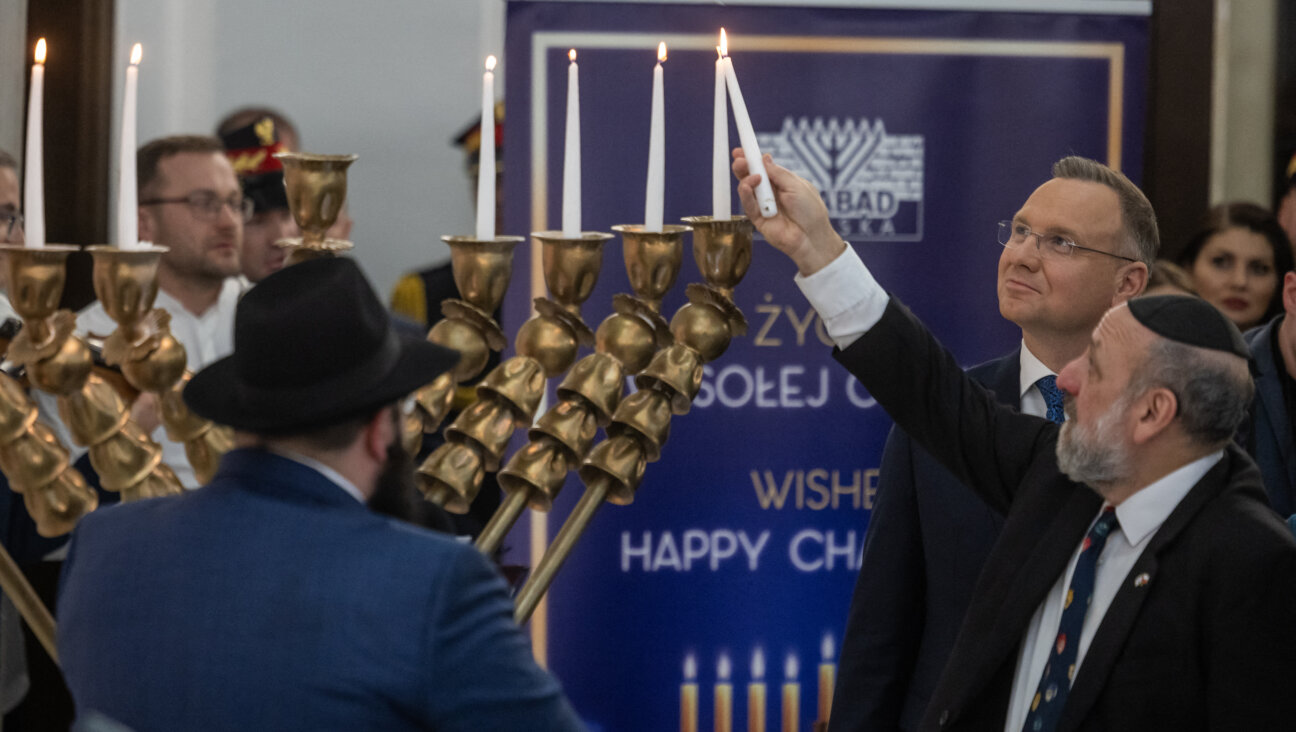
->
[502,3,1148,730]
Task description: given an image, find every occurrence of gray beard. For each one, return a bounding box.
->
[1055,394,1132,489]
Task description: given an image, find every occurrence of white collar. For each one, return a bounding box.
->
[265,447,367,504]
[1112,450,1223,547]
[1017,339,1055,399]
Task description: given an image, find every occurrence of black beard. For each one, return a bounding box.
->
[367,439,455,533]
[367,440,417,520]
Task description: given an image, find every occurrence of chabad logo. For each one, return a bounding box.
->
[758,118,923,241]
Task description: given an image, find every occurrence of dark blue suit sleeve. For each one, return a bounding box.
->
[829,425,923,732]
[423,544,584,731]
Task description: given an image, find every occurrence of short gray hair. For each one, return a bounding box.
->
[1130,338,1252,447]
[1052,156,1159,267]
[0,149,16,171]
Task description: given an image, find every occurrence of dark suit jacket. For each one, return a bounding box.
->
[836,299,1296,732]
[57,449,584,732]
[1244,315,1296,517]
[831,352,1016,732]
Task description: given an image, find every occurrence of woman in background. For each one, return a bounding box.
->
[1176,201,1294,331]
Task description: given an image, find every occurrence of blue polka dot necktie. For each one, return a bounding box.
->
[1021,507,1119,732]
[1036,375,1066,424]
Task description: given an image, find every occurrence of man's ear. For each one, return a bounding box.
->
[1282,271,1296,316]
[363,407,395,462]
[138,205,155,241]
[1131,386,1177,446]
[1114,261,1149,302]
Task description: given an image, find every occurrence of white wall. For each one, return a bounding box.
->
[113,0,507,300]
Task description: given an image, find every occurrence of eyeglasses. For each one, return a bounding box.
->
[1,211,22,243]
[140,192,254,223]
[997,220,1136,263]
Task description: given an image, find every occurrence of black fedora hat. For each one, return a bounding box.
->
[185,257,458,433]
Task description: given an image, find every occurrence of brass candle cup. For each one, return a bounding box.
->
[0,245,79,347]
[613,224,691,312]
[532,231,613,316]
[86,245,169,358]
[441,235,525,315]
[275,153,358,251]
[681,215,753,299]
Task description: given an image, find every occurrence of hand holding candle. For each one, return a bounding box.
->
[561,49,581,237]
[476,55,497,240]
[23,39,46,248]
[117,43,143,250]
[720,29,777,218]
[644,42,666,233]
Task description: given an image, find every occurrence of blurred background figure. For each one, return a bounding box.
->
[1176,201,1294,330]
[1277,152,1296,252]
[217,109,298,286]
[1144,259,1198,297]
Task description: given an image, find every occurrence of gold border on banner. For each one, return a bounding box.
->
[526,30,1126,666]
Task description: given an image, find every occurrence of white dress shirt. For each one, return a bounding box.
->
[795,245,1218,731]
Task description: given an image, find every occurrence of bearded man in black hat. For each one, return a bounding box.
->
[55,257,585,731]
[733,150,1296,732]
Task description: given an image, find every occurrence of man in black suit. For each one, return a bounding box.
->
[833,158,1152,732]
[734,151,1296,731]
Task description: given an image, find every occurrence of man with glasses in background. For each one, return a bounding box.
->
[832,157,1151,732]
[74,136,247,489]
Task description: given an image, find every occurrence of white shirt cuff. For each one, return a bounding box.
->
[793,245,889,350]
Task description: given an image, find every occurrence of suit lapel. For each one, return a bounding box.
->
[950,479,1100,715]
[1055,451,1235,732]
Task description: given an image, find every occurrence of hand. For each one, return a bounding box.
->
[732,148,846,276]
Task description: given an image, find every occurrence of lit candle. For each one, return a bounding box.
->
[721,32,777,218]
[23,39,46,248]
[817,634,835,724]
[715,653,733,732]
[476,54,497,240]
[681,654,698,732]
[713,30,730,220]
[748,648,766,732]
[117,43,143,250]
[782,654,799,732]
[644,41,666,233]
[561,49,581,237]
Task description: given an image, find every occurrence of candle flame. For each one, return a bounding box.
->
[568,48,576,62]
[34,38,46,64]
[684,654,697,680]
[657,42,667,63]
[130,43,142,66]
[485,54,497,72]
[718,653,732,680]
[751,648,765,680]
[785,654,799,680]
[719,28,728,57]
[821,633,834,661]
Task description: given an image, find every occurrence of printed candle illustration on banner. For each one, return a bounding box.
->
[117,43,144,249]
[720,29,777,218]
[713,30,730,219]
[715,653,733,732]
[476,55,497,240]
[562,49,581,237]
[782,654,799,732]
[817,634,835,723]
[748,648,766,732]
[644,42,666,233]
[681,654,698,732]
[24,38,46,248]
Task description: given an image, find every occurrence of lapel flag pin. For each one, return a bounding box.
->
[1134,572,1151,588]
